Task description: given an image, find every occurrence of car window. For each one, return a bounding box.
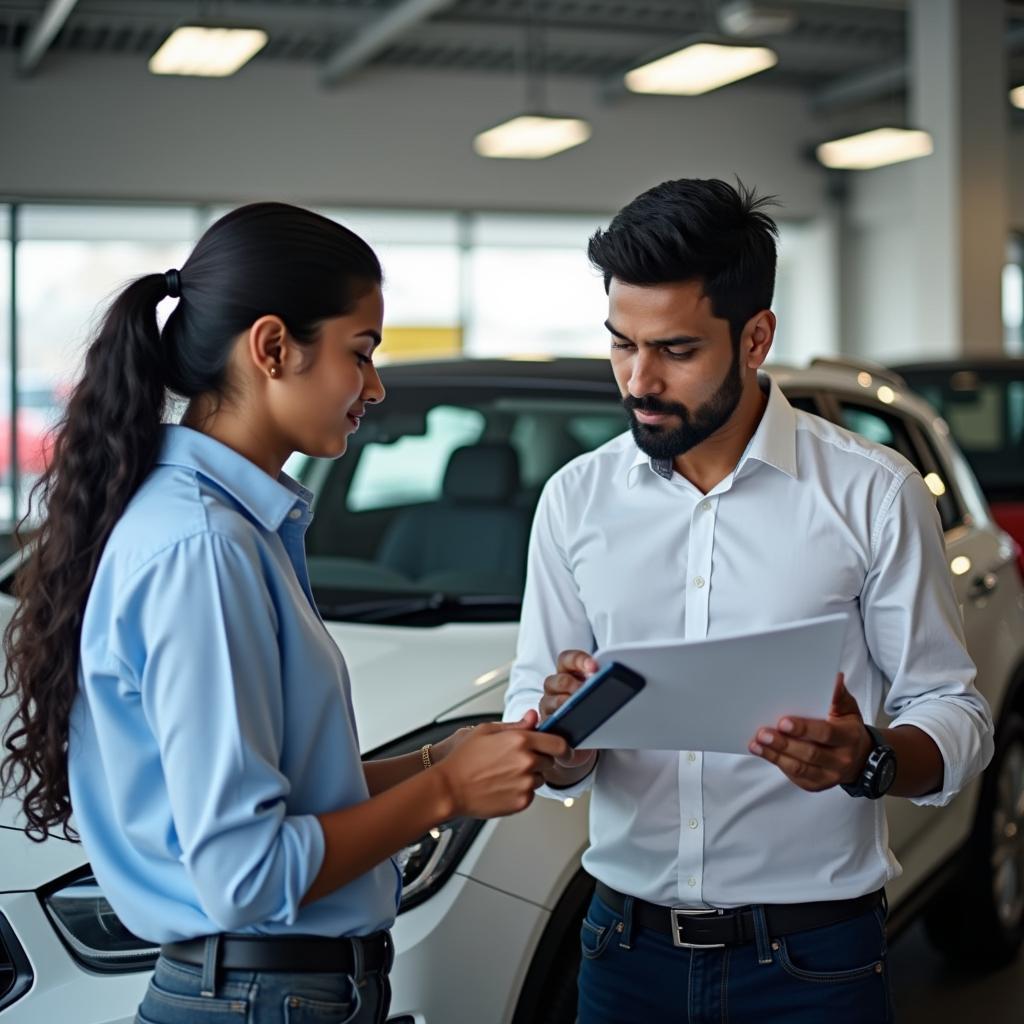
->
[347,405,485,512]
[837,401,961,533]
[900,372,1024,499]
[301,386,622,623]
[913,428,967,531]
[786,394,821,416]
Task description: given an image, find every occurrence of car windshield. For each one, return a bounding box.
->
[898,368,1024,500]
[292,380,625,625]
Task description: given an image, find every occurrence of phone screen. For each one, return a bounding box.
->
[538,662,644,747]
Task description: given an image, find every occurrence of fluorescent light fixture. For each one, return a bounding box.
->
[473,115,591,159]
[1011,85,1024,109]
[816,128,933,171]
[625,42,777,96]
[149,26,268,77]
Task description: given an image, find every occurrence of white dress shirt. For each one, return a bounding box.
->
[504,374,993,908]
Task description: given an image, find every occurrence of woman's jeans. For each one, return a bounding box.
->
[135,944,392,1024]
[578,891,894,1024]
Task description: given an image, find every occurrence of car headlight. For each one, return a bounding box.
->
[42,874,158,973]
[396,817,486,913]
[369,716,497,914]
[0,913,33,1010]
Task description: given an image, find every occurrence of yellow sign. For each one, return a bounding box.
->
[379,326,462,362]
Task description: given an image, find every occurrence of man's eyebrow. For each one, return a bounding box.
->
[357,330,382,348]
[604,321,703,347]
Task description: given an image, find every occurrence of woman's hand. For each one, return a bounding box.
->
[430,723,479,764]
[436,716,570,818]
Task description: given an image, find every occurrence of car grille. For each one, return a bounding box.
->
[0,913,32,1011]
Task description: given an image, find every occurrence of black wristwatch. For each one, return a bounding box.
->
[841,724,897,800]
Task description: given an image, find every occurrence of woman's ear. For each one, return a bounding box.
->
[247,315,291,379]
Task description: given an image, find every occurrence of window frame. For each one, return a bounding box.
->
[825,391,968,535]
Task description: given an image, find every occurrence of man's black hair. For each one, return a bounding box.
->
[587,178,780,345]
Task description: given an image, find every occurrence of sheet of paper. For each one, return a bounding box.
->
[582,613,850,754]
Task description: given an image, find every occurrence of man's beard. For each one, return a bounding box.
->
[623,347,744,460]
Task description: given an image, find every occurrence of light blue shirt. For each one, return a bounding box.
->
[69,425,400,944]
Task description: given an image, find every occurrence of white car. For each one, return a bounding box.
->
[2,357,1023,1023]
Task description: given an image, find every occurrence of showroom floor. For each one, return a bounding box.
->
[890,921,1021,1020]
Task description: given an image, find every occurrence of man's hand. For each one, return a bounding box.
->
[540,649,600,779]
[748,673,873,792]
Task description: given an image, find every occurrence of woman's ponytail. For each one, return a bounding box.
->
[0,272,170,840]
[0,202,381,841]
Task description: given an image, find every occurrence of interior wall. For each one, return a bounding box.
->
[0,51,827,217]
[842,120,1024,362]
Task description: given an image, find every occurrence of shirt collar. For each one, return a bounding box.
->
[156,425,313,532]
[739,373,798,480]
[625,372,797,487]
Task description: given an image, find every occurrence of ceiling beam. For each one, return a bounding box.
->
[810,58,905,113]
[319,0,458,87]
[17,0,79,75]
[812,23,1024,114]
[0,1,369,33]
[794,0,906,8]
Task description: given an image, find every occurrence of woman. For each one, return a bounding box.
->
[0,203,568,1023]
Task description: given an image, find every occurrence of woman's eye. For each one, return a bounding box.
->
[355,352,374,366]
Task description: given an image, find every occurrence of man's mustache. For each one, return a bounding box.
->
[622,395,688,418]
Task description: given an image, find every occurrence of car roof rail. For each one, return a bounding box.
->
[808,357,906,389]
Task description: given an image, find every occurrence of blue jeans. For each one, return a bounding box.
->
[135,947,391,1024]
[578,892,894,1024]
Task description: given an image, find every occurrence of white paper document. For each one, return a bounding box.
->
[582,613,850,755]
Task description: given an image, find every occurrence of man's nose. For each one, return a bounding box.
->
[629,352,663,398]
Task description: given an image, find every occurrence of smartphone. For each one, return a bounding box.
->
[537,661,645,748]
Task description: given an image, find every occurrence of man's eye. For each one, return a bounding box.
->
[611,340,634,351]
[666,349,696,360]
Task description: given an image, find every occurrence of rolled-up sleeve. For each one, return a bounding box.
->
[504,475,598,800]
[862,471,994,807]
[134,531,325,930]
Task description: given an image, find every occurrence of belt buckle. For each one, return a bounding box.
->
[670,907,726,949]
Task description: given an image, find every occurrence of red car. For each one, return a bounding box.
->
[893,358,1024,576]
[0,380,65,482]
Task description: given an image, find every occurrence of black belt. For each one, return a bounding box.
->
[162,931,392,975]
[595,881,884,949]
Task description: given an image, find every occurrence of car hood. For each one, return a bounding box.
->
[0,619,519,886]
[0,823,83,889]
[323,619,518,753]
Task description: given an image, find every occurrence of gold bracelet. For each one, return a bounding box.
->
[420,743,433,770]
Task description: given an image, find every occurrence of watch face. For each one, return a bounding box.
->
[876,754,897,795]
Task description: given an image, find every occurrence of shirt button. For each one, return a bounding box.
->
[701,501,712,512]
[693,576,705,588]
[688,818,699,830]
[687,752,696,762]
[288,508,302,520]
[688,877,697,888]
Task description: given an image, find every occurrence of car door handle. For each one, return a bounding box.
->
[968,572,999,602]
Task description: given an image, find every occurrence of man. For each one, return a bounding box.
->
[503,178,994,1023]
